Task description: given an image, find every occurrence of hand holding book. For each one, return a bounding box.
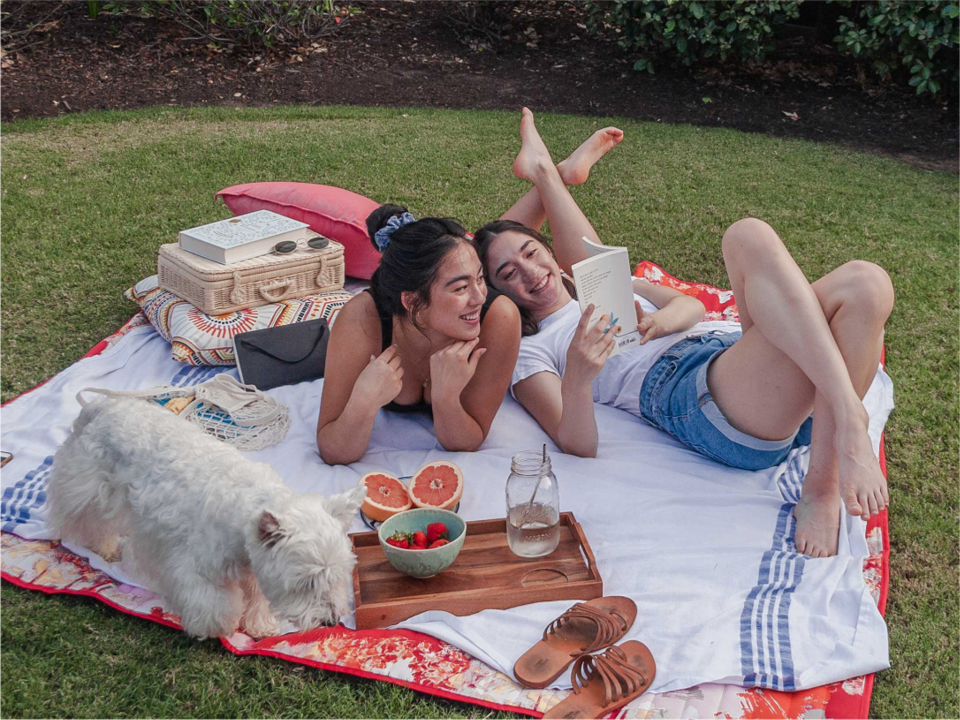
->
[563,303,618,386]
[570,236,640,357]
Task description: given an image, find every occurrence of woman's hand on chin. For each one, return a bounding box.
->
[429,337,487,403]
[353,345,405,410]
[564,304,617,387]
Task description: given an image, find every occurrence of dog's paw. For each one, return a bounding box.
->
[241,616,281,639]
[95,536,124,564]
[182,619,241,640]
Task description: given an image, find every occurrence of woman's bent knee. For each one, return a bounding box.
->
[721,217,782,260]
[839,260,895,320]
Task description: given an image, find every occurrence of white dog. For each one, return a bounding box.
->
[47,397,366,639]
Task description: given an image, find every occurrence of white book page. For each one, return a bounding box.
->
[580,235,614,259]
[571,246,640,357]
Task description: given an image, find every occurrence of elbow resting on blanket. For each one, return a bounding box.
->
[317,436,362,467]
[438,437,485,454]
[558,443,598,459]
[317,432,484,465]
[557,434,598,459]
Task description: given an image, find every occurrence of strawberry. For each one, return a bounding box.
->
[410,530,428,549]
[385,532,410,549]
[428,538,450,549]
[426,522,449,544]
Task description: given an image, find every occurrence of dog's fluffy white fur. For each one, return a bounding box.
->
[47,397,366,639]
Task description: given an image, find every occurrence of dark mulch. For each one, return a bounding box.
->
[2,1,957,173]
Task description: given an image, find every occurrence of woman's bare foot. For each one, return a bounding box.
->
[793,489,841,557]
[836,421,889,521]
[557,127,624,186]
[513,108,558,182]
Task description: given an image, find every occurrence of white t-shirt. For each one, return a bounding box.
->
[510,295,741,418]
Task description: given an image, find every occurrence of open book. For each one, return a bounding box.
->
[570,236,639,357]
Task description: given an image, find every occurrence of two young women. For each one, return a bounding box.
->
[318,109,894,558]
[316,121,624,465]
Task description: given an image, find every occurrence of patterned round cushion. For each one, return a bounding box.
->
[125,275,352,366]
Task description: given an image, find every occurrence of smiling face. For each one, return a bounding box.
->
[484,230,569,318]
[407,241,488,342]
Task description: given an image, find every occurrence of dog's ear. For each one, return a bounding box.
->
[322,486,367,531]
[257,511,284,548]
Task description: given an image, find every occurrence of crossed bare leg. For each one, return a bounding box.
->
[510,108,607,263]
[499,120,623,234]
[789,269,889,556]
[714,219,891,558]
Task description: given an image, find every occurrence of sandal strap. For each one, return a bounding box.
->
[570,646,648,706]
[541,602,628,656]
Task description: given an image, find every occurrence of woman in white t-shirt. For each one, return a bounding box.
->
[474,109,895,558]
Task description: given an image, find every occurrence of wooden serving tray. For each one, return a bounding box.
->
[350,511,602,629]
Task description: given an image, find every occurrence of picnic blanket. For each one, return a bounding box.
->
[1,263,892,718]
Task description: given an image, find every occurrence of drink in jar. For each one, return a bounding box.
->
[505,449,560,558]
[507,502,560,558]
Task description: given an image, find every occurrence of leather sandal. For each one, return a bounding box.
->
[542,641,656,719]
[513,596,637,689]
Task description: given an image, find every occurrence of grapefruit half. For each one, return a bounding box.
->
[407,461,464,511]
[359,472,412,522]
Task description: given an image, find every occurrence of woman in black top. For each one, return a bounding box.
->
[317,210,520,465]
[366,282,501,415]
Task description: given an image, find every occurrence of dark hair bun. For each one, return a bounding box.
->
[366,204,409,252]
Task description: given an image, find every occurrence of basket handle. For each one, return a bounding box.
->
[314,258,326,286]
[229,271,247,305]
[258,278,293,302]
[76,385,177,407]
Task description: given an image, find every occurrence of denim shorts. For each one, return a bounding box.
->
[639,331,813,471]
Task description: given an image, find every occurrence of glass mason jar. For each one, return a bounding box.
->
[505,449,560,558]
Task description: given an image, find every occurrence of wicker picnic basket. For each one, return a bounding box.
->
[158,231,345,315]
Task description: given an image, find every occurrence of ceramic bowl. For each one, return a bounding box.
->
[377,508,466,579]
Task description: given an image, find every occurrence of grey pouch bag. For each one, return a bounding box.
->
[234,318,329,391]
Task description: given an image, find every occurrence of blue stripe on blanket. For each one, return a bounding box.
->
[774,451,804,504]
[739,451,807,691]
[171,365,237,388]
[1,455,54,533]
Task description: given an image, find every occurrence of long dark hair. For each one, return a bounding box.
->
[366,204,472,331]
[472,219,576,337]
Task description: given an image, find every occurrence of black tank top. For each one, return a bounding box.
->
[365,288,499,414]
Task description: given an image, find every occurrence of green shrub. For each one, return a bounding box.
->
[586,0,802,73]
[832,0,958,98]
[106,0,353,50]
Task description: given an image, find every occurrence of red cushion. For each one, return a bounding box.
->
[216,182,381,279]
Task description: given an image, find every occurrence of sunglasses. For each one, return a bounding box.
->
[274,236,330,254]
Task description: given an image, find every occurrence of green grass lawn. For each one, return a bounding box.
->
[1,106,957,718]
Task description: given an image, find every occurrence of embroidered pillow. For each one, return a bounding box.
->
[125,275,351,366]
